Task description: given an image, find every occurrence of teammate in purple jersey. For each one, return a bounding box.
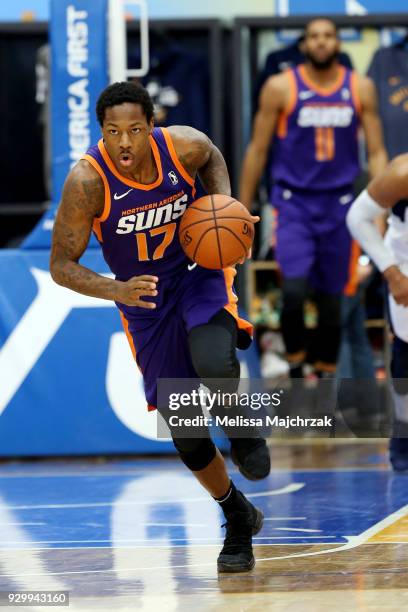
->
[240,18,387,377]
[50,81,268,573]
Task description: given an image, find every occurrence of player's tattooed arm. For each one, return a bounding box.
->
[168,125,231,196]
[50,161,158,308]
[194,138,231,196]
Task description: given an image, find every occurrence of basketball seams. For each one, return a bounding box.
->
[211,194,224,268]
[218,226,248,254]
[180,215,253,233]
[188,198,236,213]
[192,226,214,262]
[189,225,249,266]
[179,217,214,232]
[212,216,252,222]
[212,197,236,211]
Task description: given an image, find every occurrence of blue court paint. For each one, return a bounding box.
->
[0,458,406,553]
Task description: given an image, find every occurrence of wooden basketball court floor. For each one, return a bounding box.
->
[1,440,408,611]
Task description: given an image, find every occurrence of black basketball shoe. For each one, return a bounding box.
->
[217,501,264,573]
[230,438,271,481]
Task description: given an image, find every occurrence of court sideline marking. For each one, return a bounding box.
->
[1,505,407,578]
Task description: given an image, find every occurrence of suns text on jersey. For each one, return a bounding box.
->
[298,104,354,128]
[116,191,188,234]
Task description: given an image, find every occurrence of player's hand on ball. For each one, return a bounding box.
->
[385,267,408,307]
[237,215,259,265]
[116,275,158,308]
[237,248,252,265]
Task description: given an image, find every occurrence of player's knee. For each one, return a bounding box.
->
[282,278,308,311]
[173,437,217,471]
[391,337,408,395]
[195,355,239,383]
[189,326,239,381]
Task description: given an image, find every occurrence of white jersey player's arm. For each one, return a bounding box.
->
[347,154,408,306]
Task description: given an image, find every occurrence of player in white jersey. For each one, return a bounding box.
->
[347,155,408,470]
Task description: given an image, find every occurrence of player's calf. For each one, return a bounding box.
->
[171,434,264,572]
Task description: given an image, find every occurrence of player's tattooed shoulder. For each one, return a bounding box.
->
[168,125,211,174]
[64,161,104,217]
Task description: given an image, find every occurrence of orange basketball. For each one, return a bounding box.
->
[178,194,254,269]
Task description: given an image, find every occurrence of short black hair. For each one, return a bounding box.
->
[305,17,338,36]
[96,81,154,126]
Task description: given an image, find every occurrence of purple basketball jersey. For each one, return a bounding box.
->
[271,65,361,190]
[82,127,196,281]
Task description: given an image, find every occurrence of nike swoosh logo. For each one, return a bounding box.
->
[188,263,197,271]
[339,194,353,205]
[299,91,315,100]
[114,189,133,200]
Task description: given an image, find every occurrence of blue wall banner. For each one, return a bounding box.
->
[22,0,109,249]
[0,251,260,457]
[0,250,173,456]
[50,0,108,203]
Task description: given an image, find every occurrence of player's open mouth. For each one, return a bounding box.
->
[119,152,134,168]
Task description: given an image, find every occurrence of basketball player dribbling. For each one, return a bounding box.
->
[240,17,387,377]
[50,81,269,572]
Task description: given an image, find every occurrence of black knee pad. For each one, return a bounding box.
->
[312,293,342,366]
[190,328,239,380]
[189,311,240,390]
[315,293,341,326]
[282,278,308,311]
[173,436,217,471]
[391,337,408,395]
[280,278,308,356]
